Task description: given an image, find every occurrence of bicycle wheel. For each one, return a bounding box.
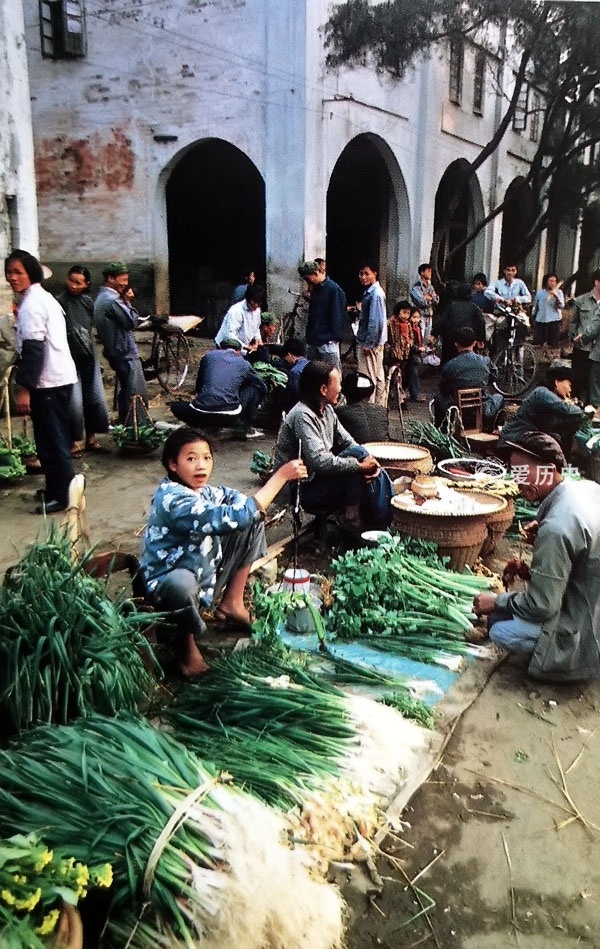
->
[492,343,538,396]
[155,333,190,392]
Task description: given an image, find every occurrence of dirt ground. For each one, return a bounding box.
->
[2,344,600,949]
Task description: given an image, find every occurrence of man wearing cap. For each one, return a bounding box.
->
[214,283,264,353]
[170,338,267,438]
[336,371,389,443]
[474,431,600,682]
[298,260,347,371]
[94,262,147,422]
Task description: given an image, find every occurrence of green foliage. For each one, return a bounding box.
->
[0,441,26,481]
[0,530,159,737]
[111,422,166,450]
[327,536,492,663]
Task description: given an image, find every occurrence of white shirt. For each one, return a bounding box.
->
[214,300,261,349]
[16,283,77,388]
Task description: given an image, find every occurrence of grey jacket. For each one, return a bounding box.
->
[570,291,600,359]
[496,480,600,681]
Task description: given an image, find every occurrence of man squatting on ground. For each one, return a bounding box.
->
[140,427,306,677]
[473,432,600,682]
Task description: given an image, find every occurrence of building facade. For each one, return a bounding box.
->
[21,0,588,330]
[0,0,39,313]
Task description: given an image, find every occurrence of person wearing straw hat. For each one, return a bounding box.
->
[474,431,600,682]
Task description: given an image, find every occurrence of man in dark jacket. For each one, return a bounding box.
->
[170,339,267,438]
[434,283,485,364]
[298,260,347,370]
[433,326,502,425]
[474,432,600,682]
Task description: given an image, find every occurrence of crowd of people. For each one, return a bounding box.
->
[4,248,600,683]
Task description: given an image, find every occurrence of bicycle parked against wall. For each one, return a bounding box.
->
[137,315,203,393]
[491,302,538,397]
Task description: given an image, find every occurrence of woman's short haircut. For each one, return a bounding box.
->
[5,249,44,284]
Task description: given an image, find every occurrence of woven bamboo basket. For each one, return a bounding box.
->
[391,490,504,571]
[479,496,513,558]
[589,453,600,484]
[362,442,434,479]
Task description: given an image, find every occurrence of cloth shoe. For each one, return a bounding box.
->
[35,499,66,515]
[244,427,265,439]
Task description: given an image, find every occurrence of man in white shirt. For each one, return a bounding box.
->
[484,264,532,307]
[215,284,264,352]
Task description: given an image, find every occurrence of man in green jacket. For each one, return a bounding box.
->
[474,431,600,682]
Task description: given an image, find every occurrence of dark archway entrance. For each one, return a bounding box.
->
[499,177,535,276]
[326,134,407,305]
[166,140,265,334]
[433,159,484,282]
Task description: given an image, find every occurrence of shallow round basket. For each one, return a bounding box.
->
[391,490,505,571]
[362,442,434,479]
[436,457,506,482]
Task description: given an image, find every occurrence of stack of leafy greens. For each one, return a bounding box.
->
[163,647,356,809]
[0,531,158,737]
[0,439,26,481]
[0,714,344,949]
[327,536,492,664]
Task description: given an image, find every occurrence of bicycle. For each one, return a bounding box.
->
[138,315,202,393]
[491,302,538,397]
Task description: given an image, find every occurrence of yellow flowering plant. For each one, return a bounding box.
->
[0,832,112,947]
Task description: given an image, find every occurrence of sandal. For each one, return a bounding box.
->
[70,447,83,459]
[214,608,253,631]
[85,440,109,453]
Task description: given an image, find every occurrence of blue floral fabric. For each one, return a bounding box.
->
[140,478,261,606]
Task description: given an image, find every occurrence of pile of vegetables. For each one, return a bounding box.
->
[163,647,356,808]
[111,422,166,451]
[0,714,345,949]
[0,531,158,737]
[0,439,26,482]
[405,420,463,461]
[250,448,273,481]
[327,535,492,664]
[11,433,37,461]
[0,831,112,948]
[251,361,288,389]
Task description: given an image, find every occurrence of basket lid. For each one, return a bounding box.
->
[391,488,506,518]
[363,442,432,462]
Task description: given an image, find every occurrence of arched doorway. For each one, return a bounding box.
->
[166,139,265,334]
[499,177,536,282]
[433,159,485,282]
[326,134,410,304]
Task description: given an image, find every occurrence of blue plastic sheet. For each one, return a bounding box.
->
[279,629,459,706]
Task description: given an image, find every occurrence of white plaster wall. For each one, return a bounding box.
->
[0,0,38,311]
[22,0,555,309]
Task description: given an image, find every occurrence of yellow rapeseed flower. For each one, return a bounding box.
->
[34,849,53,872]
[91,863,113,888]
[1,889,15,906]
[12,874,27,884]
[35,907,60,936]
[15,886,41,911]
[75,864,89,888]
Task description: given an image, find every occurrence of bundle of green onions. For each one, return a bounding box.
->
[405,420,464,461]
[0,714,345,949]
[0,532,158,736]
[328,536,493,664]
[164,648,357,808]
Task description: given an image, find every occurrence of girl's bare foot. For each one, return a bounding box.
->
[216,602,251,626]
[180,639,210,677]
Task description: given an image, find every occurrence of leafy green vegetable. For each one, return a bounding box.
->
[0,529,159,737]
